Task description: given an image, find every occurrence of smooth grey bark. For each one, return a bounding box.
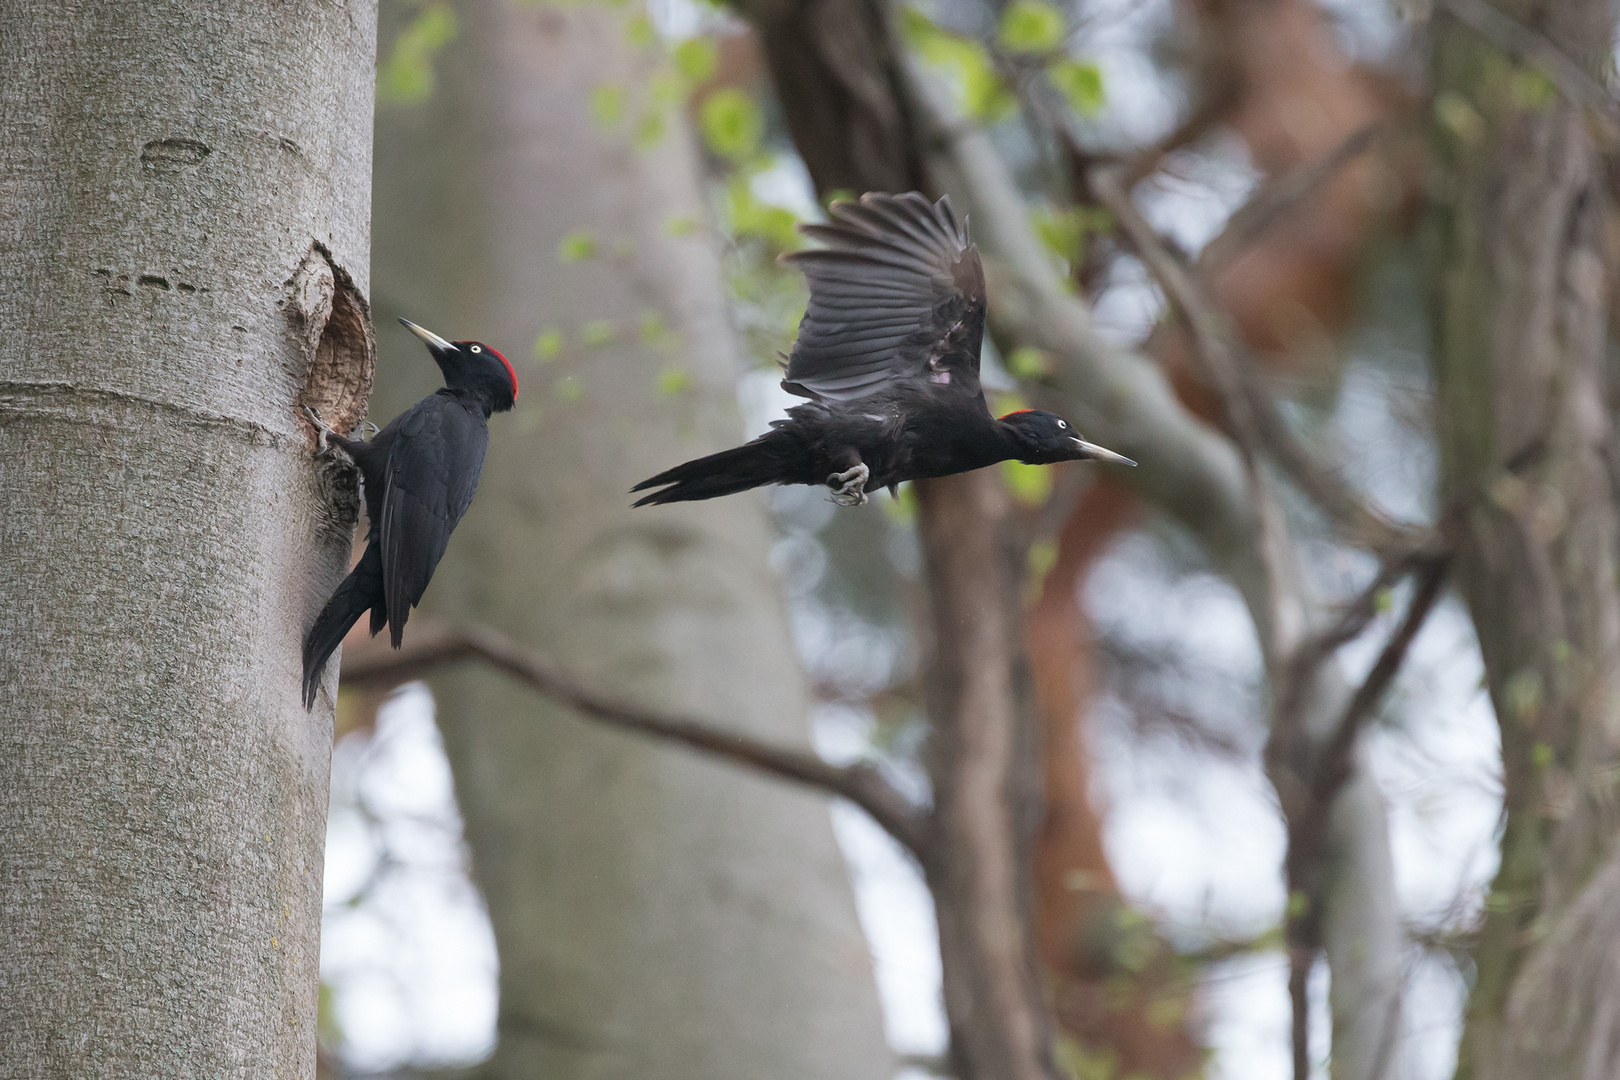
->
[367,3,892,1078]
[0,1,376,1077]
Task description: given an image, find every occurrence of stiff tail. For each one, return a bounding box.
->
[631,432,806,506]
[301,544,385,710]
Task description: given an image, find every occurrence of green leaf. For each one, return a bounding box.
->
[998,0,1065,53]
[625,14,657,49]
[699,89,764,163]
[1025,539,1057,602]
[656,364,693,396]
[1510,66,1558,111]
[1006,346,1049,378]
[554,375,585,403]
[1435,90,1485,145]
[580,319,615,346]
[1002,459,1052,507]
[533,328,563,361]
[640,310,677,346]
[994,390,1030,416]
[377,3,458,105]
[1049,58,1104,115]
[664,214,702,237]
[558,231,597,262]
[725,177,801,249]
[901,7,1015,123]
[590,84,626,127]
[633,111,667,150]
[674,37,719,84]
[882,482,917,523]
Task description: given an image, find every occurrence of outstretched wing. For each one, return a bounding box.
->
[380,395,489,647]
[780,192,985,403]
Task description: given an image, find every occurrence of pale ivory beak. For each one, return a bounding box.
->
[1073,438,1137,467]
[399,317,455,352]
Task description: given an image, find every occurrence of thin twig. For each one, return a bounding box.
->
[1435,0,1620,135]
[1295,557,1450,840]
[1198,121,1391,276]
[1277,557,1450,1080]
[1090,164,1424,558]
[1271,550,1437,748]
[339,623,932,859]
[1093,163,1310,666]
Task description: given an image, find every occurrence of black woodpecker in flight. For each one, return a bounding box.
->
[300,318,518,709]
[631,191,1133,508]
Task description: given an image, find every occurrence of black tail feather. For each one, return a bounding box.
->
[631,433,808,506]
[302,543,385,710]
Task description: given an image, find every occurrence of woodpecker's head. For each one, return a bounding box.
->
[400,318,519,413]
[997,409,1135,467]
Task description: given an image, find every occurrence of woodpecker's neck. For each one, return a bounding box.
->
[442,385,497,419]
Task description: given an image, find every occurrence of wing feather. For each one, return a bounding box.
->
[380,397,489,647]
[780,192,985,403]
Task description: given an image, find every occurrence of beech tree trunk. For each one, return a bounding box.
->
[367,3,893,1078]
[0,1,376,1076]
[1427,2,1620,1077]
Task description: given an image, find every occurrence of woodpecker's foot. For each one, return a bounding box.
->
[826,463,870,507]
[360,421,380,439]
[302,405,337,456]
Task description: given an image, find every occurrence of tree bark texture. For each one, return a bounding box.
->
[368,3,892,1078]
[916,473,1061,1080]
[1427,2,1620,1076]
[0,2,376,1076]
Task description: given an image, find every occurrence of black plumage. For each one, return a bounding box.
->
[300,318,518,709]
[631,192,1132,509]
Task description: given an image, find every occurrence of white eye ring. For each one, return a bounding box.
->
[470,345,482,353]
[1056,419,1067,429]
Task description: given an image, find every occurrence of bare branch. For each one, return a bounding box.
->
[1434,0,1620,136]
[1271,550,1437,744]
[1277,557,1449,1080]
[1090,164,1425,558]
[1298,557,1450,838]
[1198,121,1391,276]
[339,623,932,860]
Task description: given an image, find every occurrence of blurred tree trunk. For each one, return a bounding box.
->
[367,3,893,1078]
[0,1,375,1075]
[1427,2,1620,1077]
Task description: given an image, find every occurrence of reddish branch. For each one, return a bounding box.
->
[339,622,930,860]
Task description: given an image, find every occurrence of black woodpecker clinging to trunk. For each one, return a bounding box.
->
[300,318,518,709]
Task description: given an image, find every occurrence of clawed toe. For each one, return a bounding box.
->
[302,405,336,456]
[826,463,870,507]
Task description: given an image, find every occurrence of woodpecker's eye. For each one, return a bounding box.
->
[471,345,482,353]
[1056,419,1067,429]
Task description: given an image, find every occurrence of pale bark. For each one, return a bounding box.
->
[368,3,892,1078]
[1427,2,1620,1076]
[0,1,376,1076]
